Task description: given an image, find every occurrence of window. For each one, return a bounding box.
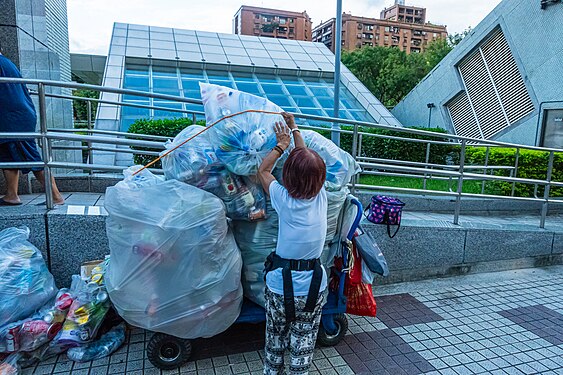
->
[385,27,390,32]
[449,29,534,139]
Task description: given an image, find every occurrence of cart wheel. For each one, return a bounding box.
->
[147,332,192,370]
[317,314,348,347]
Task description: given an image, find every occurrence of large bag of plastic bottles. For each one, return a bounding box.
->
[105,167,243,339]
[200,83,288,176]
[302,130,361,192]
[161,126,267,221]
[0,227,57,328]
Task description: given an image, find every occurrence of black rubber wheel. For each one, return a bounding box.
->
[317,314,348,347]
[146,333,192,370]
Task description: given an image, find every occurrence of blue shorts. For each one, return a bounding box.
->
[0,141,43,174]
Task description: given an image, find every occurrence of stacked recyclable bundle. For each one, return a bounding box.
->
[159,83,360,307]
[104,167,244,339]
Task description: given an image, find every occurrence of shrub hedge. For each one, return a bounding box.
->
[127,117,204,167]
[465,147,563,198]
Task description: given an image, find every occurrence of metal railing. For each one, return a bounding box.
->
[1,77,562,228]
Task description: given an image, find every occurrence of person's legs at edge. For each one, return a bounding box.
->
[2,169,21,204]
[32,170,64,204]
[264,288,290,375]
[288,292,326,375]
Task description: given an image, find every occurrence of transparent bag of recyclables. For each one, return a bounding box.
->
[161,125,267,221]
[105,167,243,338]
[200,82,288,176]
[0,227,57,328]
[302,130,361,192]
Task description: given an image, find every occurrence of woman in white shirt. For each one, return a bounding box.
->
[258,113,328,375]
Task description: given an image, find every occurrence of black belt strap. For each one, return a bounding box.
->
[265,252,323,322]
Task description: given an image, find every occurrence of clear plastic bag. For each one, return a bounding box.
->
[161,126,267,221]
[201,83,288,176]
[0,227,57,328]
[0,289,74,353]
[302,130,361,192]
[67,323,125,362]
[105,167,243,339]
[0,353,20,375]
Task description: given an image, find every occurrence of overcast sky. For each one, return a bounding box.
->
[68,0,501,55]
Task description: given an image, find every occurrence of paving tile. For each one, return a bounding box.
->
[374,293,444,328]
[498,305,563,346]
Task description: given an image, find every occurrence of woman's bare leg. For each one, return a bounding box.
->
[32,170,65,205]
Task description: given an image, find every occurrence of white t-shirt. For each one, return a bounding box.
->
[265,181,328,296]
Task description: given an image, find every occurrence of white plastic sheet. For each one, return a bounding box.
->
[105,167,243,339]
[161,126,267,221]
[0,227,57,328]
[200,83,288,176]
[302,130,361,191]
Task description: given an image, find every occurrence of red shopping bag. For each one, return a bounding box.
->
[345,241,377,317]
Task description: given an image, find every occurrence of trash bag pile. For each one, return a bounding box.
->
[162,83,359,307]
[104,167,244,339]
[0,230,125,371]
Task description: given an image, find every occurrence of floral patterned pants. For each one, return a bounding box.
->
[263,287,327,375]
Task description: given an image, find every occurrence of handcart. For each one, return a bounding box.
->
[145,196,363,370]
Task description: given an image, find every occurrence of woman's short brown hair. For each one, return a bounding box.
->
[282,147,326,199]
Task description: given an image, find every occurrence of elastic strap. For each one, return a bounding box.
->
[304,260,323,313]
[385,210,401,238]
[282,265,296,323]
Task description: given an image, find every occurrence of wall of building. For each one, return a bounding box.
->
[392,0,563,146]
[0,0,77,165]
[312,15,447,54]
[233,6,312,41]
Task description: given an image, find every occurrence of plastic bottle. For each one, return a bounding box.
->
[66,323,126,363]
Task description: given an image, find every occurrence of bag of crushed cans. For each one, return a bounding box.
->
[161,126,267,221]
[0,227,57,328]
[105,167,243,339]
[55,260,110,347]
[201,83,289,176]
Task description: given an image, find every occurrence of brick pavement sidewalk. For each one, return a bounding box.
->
[20,266,563,375]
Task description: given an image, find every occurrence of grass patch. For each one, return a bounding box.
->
[358,175,490,194]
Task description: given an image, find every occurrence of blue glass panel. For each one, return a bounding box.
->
[282,106,297,112]
[181,69,204,79]
[153,101,184,118]
[307,85,331,97]
[122,105,150,118]
[206,70,230,80]
[231,72,255,82]
[120,118,137,132]
[124,75,149,89]
[285,85,307,96]
[152,67,177,78]
[349,110,367,121]
[300,108,325,116]
[187,103,205,112]
[316,97,334,108]
[122,94,150,102]
[183,89,202,99]
[153,77,179,90]
[292,96,315,107]
[235,82,262,95]
[260,84,284,95]
[279,75,301,85]
[182,79,202,91]
[266,95,292,107]
[255,74,279,84]
[125,65,149,75]
[208,80,234,88]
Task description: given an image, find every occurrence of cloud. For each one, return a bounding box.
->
[67,0,501,54]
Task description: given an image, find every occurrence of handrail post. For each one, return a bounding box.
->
[540,151,554,228]
[351,123,359,194]
[481,146,489,194]
[87,101,93,174]
[38,83,54,209]
[454,140,466,225]
[511,147,520,196]
[192,113,196,124]
[423,142,430,191]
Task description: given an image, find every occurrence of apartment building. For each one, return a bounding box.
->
[313,2,447,54]
[233,6,312,41]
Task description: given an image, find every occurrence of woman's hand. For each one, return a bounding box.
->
[281,112,296,130]
[274,121,291,151]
